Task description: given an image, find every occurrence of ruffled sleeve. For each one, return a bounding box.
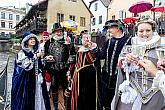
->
[152,70,165,97]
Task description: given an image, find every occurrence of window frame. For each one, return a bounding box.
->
[92,18,96,26]
[16,15,20,21]
[1,12,5,19]
[69,15,76,21]
[94,3,98,11]
[80,17,85,27]
[9,14,13,20]
[1,21,5,28]
[9,22,13,28]
[57,13,64,23]
[99,16,102,24]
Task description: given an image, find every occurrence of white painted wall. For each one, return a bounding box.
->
[90,0,107,32]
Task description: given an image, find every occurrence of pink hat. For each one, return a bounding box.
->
[42,31,49,36]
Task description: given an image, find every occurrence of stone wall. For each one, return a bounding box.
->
[0,41,12,52]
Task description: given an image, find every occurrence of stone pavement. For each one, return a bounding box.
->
[0,52,15,110]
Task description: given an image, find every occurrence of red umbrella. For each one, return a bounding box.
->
[123,17,138,23]
[151,6,165,12]
[129,1,153,14]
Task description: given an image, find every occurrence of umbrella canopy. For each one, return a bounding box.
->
[151,6,165,12]
[123,17,138,23]
[129,1,153,14]
[61,20,78,31]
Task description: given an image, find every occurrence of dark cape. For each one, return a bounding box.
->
[11,50,36,110]
[11,51,51,110]
[97,34,131,88]
[96,34,131,109]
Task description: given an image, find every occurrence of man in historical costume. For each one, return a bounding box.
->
[11,32,51,110]
[96,20,131,110]
[39,31,50,51]
[38,31,51,93]
[111,19,165,110]
[44,23,70,110]
[70,34,98,110]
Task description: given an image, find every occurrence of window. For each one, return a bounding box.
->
[94,3,98,11]
[16,15,20,21]
[9,14,13,20]
[9,22,13,28]
[119,10,124,19]
[1,22,5,28]
[99,16,102,24]
[1,12,5,19]
[112,15,115,20]
[57,13,64,23]
[1,32,5,36]
[92,18,96,26]
[80,17,85,27]
[134,13,139,17]
[119,10,126,19]
[22,16,25,20]
[69,15,75,21]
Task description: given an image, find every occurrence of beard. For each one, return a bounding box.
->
[53,34,63,40]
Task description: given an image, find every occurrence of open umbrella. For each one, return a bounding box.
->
[123,17,138,23]
[129,1,153,14]
[61,20,78,31]
[151,6,165,12]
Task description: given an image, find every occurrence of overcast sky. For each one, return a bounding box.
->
[0,0,92,8]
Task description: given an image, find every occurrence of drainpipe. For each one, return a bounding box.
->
[107,6,108,21]
[153,0,156,20]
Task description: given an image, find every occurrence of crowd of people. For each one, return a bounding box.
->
[10,17,165,110]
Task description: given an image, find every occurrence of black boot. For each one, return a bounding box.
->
[52,93,58,110]
[64,95,71,110]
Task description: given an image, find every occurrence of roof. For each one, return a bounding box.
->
[89,0,111,8]
[15,0,48,28]
[82,0,94,17]
[0,7,25,14]
[100,0,111,7]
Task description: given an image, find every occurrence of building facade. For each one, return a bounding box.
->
[15,0,48,37]
[108,0,153,20]
[89,0,111,32]
[47,0,93,33]
[0,6,25,37]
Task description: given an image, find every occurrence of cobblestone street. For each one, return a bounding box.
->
[0,52,15,110]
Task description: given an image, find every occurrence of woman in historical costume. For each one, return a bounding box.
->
[11,32,50,110]
[111,19,165,110]
[128,19,136,37]
[70,34,97,110]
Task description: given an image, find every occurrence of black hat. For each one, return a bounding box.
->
[52,23,62,33]
[104,20,120,29]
